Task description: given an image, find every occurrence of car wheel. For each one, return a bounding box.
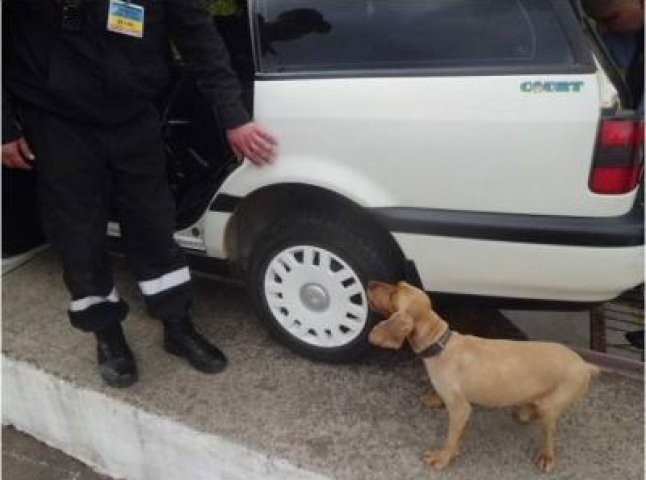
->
[247,212,401,362]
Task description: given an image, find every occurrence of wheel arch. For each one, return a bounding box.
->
[217,183,409,276]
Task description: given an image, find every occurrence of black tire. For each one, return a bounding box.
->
[246,211,401,362]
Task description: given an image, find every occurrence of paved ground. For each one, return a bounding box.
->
[2,426,109,480]
[2,250,644,480]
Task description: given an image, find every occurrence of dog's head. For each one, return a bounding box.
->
[367,281,435,350]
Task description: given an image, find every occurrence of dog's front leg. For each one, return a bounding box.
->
[423,397,471,470]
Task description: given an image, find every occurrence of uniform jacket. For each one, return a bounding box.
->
[2,0,250,142]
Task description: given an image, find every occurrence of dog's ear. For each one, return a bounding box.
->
[367,281,397,315]
[368,311,414,350]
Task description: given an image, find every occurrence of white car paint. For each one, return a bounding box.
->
[592,56,621,110]
[221,74,636,217]
[395,233,643,302]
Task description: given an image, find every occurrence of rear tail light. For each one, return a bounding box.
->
[589,117,644,194]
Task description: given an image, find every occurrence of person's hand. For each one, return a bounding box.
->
[2,137,35,170]
[226,122,277,166]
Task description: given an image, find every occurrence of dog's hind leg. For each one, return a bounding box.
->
[535,411,558,472]
[420,391,445,409]
[423,396,471,470]
[533,379,589,473]
[513,403,539,424]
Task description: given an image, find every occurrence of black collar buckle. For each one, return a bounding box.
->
[418,328,453,359]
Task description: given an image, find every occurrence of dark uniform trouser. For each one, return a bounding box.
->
[21,105,192,333]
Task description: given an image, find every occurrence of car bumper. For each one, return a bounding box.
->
[374,207,644,302]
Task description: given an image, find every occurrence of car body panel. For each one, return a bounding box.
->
[394,233,643,301]
[221,74,637,217]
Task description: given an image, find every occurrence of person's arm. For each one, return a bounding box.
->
[163,0,276,164]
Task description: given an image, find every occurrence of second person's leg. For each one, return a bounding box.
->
[21,106,137,388]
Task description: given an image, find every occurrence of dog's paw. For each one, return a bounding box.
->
[535,450,555,473]
[420,392,445,409]
[423,449,453,470]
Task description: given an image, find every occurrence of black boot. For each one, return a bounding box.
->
[163,318,227,374]
[95,324,138,388]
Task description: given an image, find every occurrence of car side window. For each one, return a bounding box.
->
[254,0,575,74]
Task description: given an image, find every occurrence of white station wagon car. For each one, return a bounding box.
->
[7,0,639,361]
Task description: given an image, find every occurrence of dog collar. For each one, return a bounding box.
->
[417,328,453,358]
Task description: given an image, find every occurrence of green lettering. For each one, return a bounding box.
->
[570,81,584,92]
[520,81,533,92]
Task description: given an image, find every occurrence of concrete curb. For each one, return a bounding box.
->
[2,356,330,480]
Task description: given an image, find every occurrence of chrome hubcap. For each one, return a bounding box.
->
[300,283,331,312]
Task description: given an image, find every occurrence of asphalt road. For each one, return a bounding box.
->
[2,426,110,480]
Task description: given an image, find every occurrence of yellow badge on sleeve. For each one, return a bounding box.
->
[107,0,144,39]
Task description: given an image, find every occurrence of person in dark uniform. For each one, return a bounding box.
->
[583,0,644,109]
[2,0,276,387]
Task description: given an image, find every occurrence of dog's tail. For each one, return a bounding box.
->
[586,362,602,378]
[570,363,602,406]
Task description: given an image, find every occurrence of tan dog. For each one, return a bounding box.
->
[367,281,600,473]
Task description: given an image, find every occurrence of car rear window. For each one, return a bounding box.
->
[254,0,576,74]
